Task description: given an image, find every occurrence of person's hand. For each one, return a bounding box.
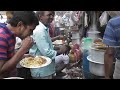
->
[20,36,34,52]
[21,54,34,59]
[24,54,34,58]
[58,35,67,40]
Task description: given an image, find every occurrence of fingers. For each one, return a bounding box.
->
[24,54,34,58]
[21,36,34,50]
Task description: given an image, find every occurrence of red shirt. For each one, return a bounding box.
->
[0,23,15,60]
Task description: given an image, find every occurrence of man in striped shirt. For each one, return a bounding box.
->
[103,11,120,79]
[0,11,39,78]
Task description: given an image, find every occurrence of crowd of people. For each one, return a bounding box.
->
[0,11,120,79]
[0,11,71,79]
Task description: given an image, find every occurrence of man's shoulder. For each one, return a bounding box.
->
[0,23,9,34]
[0,28,7,38]
[109,16,120,25]
[108,16,120,28]
[34,23,48,36]
[34,25,44,33]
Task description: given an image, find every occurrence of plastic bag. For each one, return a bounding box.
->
[99,11,108,27]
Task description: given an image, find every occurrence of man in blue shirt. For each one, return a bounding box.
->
[29,11,69,79]
[103,11,120,79]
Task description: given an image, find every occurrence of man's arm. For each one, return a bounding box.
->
[104,46,115,79]
[103,20,116,79]
[51,36,59,42]
[33,30,57,60]
[0,36,34,76]
[0,48,27,76]
[54,46,60,50]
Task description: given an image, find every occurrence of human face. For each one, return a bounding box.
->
[40,11,54,26]
[18,23,36,40]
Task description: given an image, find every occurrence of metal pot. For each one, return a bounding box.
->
[89,48,105,64]
[71,37,80,45]
[87,55,105,76]
[87,31,100,41]
[71,31,80,39]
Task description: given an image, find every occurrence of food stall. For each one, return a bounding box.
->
[5,11,115,79]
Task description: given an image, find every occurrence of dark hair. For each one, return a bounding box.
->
[9,11,39,27]
[50,11,55,16]
[35,11,44,20]
[35,11,55,20]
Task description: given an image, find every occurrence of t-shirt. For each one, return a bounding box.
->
[0,23,16,61]
[103,16,120,60]
[0,23,16,77]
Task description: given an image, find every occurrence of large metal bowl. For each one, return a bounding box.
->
[89,47,105,64]
[87,55,105,76]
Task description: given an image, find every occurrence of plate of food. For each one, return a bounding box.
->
[92,42,107,50]
[20,56,52,68]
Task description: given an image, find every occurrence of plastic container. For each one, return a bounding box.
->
[81,37,92,50]
[82,50,93,79]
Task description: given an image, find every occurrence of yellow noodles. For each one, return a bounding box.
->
[21,56,46,68]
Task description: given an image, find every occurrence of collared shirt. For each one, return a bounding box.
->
[103,16,120,60]
[29,21,56,77]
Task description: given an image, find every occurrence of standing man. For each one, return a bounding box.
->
[29,11,69,79]
[103,11,120,79]
[0,11,39,78]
